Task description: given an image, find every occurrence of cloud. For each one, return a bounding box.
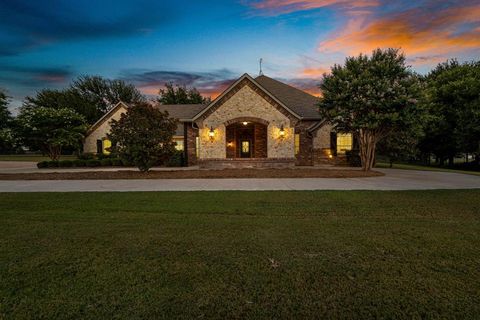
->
[121,69,238,99]
[317,3,480,58]
[0,65,73,88]
[250,0,480,71]
[0,0,175,56]
[247,0,379,15]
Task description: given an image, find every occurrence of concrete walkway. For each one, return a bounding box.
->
[0,169,478,192]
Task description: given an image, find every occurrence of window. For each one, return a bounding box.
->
[294,134,300,155]
[336,133,352,154]
[174,138,184,151]
[195,136,200,158]
[102,139,112,155]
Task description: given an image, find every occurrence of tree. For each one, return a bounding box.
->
[0,90,11,126]
[157,83,210,105]
[24,76,145,125]
[108,102,177,172]
[16,107,87,160]
[419,60,480,165]
[319,48,420,171]
[0,90,17,154]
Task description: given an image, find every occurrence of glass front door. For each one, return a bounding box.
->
[240,140,251,158]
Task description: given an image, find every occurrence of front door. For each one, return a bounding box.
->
[240,140,251,158]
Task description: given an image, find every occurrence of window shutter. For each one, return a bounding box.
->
[330,132,337,156]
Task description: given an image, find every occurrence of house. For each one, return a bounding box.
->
[83,73,354,167]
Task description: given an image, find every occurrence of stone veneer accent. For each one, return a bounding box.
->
[197,83,295,159]
[83,104,127,153]
[312,123,335,164]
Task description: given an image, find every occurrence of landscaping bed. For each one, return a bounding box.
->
[0,168,383,180]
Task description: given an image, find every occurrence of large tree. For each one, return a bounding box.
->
[108,102,177,172]
[319,48,420,171]
[16,107,87,160]
[157,83,210,105]
[24,76,145,125]
[419,60,480,165]
[0,90,17,154]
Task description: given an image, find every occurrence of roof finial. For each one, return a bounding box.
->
[259,58,264,76]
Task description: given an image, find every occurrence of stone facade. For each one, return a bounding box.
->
[312,123,335,164]
[196,84,295,159]
[83,104,127,153]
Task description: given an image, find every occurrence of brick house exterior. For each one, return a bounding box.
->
[84,73,352,167]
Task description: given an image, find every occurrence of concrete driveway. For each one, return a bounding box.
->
[0,169,478,192]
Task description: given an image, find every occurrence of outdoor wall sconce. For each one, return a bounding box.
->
[242,121,248,126]
[208,126,215,141]
[279,125,285,138]
[227,141,234,147]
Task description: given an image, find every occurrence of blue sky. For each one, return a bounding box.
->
[1,0,479,112]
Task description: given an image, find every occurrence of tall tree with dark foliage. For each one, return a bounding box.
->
[108,102,177,172]
[319,48,420,171]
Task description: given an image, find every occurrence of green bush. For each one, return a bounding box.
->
[37,161,49,169]
[47,161,59,168]
[121,159,133,166]
[58,160,73,167]
[111,158,123,166]
[166,150,185,167]
[78,153,95,160]
[100,159,112,166]
[86,159,101,167]
[346,149,361,167]
[73,159,86,167]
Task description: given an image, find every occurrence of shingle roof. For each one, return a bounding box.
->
[254,75,321,119]
[154,104,208,121]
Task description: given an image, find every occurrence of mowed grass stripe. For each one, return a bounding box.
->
[1,190,479,319]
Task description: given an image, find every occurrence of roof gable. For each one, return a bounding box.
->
[193,73,303,122]
[255,75,321,119]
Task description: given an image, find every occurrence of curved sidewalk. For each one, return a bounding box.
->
[0,169,479,192]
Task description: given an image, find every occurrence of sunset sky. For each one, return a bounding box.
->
[1,0,479,111]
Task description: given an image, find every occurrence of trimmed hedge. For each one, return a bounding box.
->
[37,158,126,169]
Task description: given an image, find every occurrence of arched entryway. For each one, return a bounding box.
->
[225,118,268,158]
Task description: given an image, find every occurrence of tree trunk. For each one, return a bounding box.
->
[359,129,376,171]
[48,145,61,161]
[448,155,454,166]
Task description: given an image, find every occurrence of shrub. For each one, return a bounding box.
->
[100,159,112,166]
[121,159,133,166]
[111,158,123,166]
[73,159,86,167]
[86,159,101,167]
[346,149,361,167]
[166,150,185,167]
[78,153,95,160]
[47,161,59,168]
[59,160,73,167]
[37,161,49,169]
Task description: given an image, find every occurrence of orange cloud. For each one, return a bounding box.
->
[301,67,330,77]
[250,0,379,14]
[318,5,480,58]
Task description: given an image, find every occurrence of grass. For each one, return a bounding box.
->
[376,161,480,176]
[0,154,76,162]
[1,191,479,319]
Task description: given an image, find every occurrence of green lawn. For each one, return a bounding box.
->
[0,154,76,162]
[375,161,480,176]
[1,191,479,319]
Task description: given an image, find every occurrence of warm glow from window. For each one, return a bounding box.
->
[336,133,352,154]
[242,141,249,153]
[294,134,300,155]
[174,139,184,151]
[102,139,111,155]
[195,137,200,158]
